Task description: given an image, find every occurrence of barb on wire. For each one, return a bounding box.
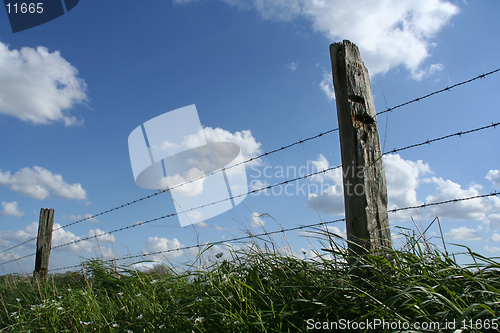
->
[376,68,500,116]
[50,191,500,272]
[1,119,498,267]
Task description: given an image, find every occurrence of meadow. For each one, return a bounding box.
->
[0,229,499,332]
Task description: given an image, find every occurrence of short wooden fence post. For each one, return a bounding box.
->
[33,208,54,279]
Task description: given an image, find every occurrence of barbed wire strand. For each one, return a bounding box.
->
[49,191,499,272]
[1,121,497,267]
[2,68,498,255]
[376,68,500,116]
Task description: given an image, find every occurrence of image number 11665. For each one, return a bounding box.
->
[5,3,43,14]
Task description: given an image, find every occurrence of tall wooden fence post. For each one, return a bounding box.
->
[329,40,391,262]
[33,208,54,279]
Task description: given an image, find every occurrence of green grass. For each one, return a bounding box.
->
[1,231,499,332]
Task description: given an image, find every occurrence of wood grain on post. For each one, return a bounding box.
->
[329,40,391,260]
[34,208,54,279]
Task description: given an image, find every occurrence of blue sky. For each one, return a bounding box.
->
[0,0,499,274]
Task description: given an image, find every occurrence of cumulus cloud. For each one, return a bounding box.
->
[0,41,87,125]
[157,167,206,196]
[0,201,25,217]
[303,153,500,225]
[0,166,87,200]
[485,245,500,254]
[305,154,432,219]
[201,127,262,164]
[484,214,500,231]
[445,226,482,241]
[384,154,432,221]
[144,236,184,259]
[0,222,114,253]
[425,178,493,220]
[487,233,500,242]
[306,185,344,216]
[486,170,500,188]
[304,154,344,215]
[219,0,458,77]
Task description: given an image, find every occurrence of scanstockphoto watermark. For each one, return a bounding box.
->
[249,162,366,197]
[304,318,495,331]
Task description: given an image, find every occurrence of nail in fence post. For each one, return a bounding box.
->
[329,40,392,264]
[33,208,54,279]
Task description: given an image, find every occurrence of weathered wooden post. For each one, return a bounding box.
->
[33,208,54,279]
[329,40,391,262]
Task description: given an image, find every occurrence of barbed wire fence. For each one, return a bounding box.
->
[1,68,499,273]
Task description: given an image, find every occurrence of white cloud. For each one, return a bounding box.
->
[193,221,209,228]
[305,154,432,219]
[384,154,432,221]
[84,214,100,223]
[62,214,81,219]
[0,41,87,125]
[304,154,344,215]
[487,233,500,242]
[287,61,299,71]
[412,63,444,81]
[82,228,115,244]
[157,167,206,196]
[484,214,500,231]
[303,154,500,225]
[219,0,459,77]
[306,185,344,216]
[319,70,335,101]
[202,127,262,164]
[250,212,265,227]
[486,170,500,188]
[299,225,345,239]
[144,237,184,259]
[249,179,269,195]
[484,245,500,254]
[0,222,114,254]
[445,226,482,241]
[0,201,25,217]
[0,166,87,200]
[425,177,493,220]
